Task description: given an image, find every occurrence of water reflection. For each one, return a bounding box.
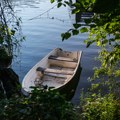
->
[11,0,46,6]
[12,0,99,104]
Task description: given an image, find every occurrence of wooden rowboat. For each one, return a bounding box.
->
[22,48,82,99]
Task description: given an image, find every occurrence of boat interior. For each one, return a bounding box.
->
[34,49,79,88]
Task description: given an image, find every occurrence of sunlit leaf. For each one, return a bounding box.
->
[80,27,88,33]
[72,9,80,14]
[50,0,55,3]
[96,41,101,46]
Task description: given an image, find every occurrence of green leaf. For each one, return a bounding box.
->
[73,24,81,29]
[84,19,92,25]
[64,1,70,6]
[72,9,80,14]
[96,41,101,46]
[61,33,65,41]
[50,0,55,3]
[80,27,88,33]
[72,29,79,35]
[85,40,95,48]
[101,39,108,45]
[57,2,62,8]
[72,3,81,8]
[86,41,92,48]
[61,32,71,41]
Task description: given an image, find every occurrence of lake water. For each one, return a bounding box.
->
[12,0,99,104]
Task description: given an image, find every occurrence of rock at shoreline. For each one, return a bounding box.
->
[0,68,21,98]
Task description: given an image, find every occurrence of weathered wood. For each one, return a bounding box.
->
[45,72,67,78]
[44,68,74,75]
[48,59,77,69]
[48,55,77,62]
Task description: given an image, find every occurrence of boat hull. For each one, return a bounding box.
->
[22,48,82,100]
[57,64,82,100]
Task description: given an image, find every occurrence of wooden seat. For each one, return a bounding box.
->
[44,68,74,75]
[44,72,67,79]
[48,59,77,69]
[48,55,77,62]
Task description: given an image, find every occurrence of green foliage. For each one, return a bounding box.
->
[53,0,120,86]
[51,0,120,119]
[73,23,81,29]
[0,87,79,120]
[50,0,55,3]
[80,94,120,120]
[0,47,9,59]
[80,27,89,33]
[0,0,24,58]
[72,29,79,35]
[61,32,71,41]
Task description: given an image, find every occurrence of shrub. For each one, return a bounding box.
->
[80,93,120,120]
[0,87,79,120]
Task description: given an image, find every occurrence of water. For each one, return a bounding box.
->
[12,0,99,104]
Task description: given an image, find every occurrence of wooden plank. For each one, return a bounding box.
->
[48,59,77,69]
[44,72,67,78]
[49,65,74,71]
[44,68,74,75]
[48,55,77,62]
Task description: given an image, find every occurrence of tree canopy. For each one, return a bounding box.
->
[51,0,120,90]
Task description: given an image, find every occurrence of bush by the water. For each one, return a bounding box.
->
[0,87,79,120]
